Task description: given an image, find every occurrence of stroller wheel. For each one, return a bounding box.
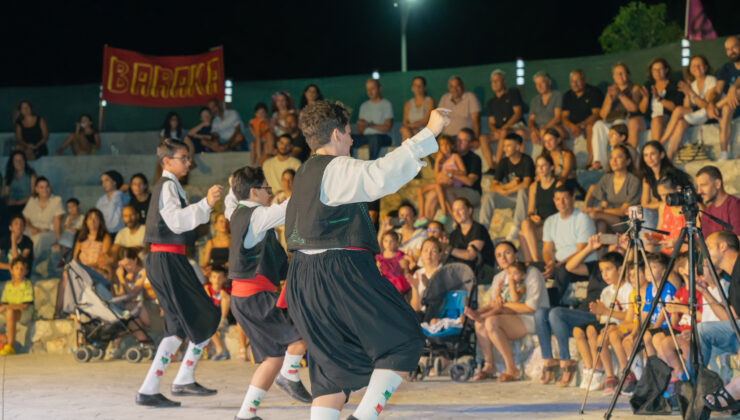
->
[92,347,105,361]
[141,346,153,360]
[450,362,472,382]
[74,347,93,363]
[126,347,143,363]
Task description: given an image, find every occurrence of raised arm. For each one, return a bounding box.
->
[160,181,220,234]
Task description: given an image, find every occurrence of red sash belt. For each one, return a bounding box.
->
[231,275,278,297]
[150,243,186,255]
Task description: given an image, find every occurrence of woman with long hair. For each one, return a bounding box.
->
[270,91,297,137]
[56,114,101,155]
[400,76,434,141]
[519,154,562,262]
[14,100,49,161]
[160,111,196,156]
[638,58,682,141]
[22,176,64,268]
[299,84,324,111]
[127,173,151,224]
[638,141,691,227]
[4,151,37,219]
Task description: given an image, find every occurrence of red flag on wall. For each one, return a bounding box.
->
[101,46,225,107]
[687,0,717,40]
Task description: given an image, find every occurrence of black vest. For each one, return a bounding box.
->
[144,177,195,246]
[228,204,287,285]
[285,154,380,253]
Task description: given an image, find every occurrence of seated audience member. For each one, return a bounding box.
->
[273,169,295,205]
[696,165,740,239]
[204,98,246,152]
[202,213,230,274]
[574,249,630,393]
[400,76,434,141]
[537,233,606,387]
[407,238,443,313]
[605,123,638,166]
[127,173,150,224]
[705,36,740,161]
[639,141,690,227]
[0,258,33,355]
[22,176,64,265]
[583,145,641,234]
[299,84,323,113]
[638,58,682,141]
[59,198,83,256]
[262,135,301,193]
[110,247,152,357]
[479,133,533,240]
[699,231,740,412]
[541,128,580,193]
[14,100,48,161]
[74,208,113,278]
[648,174,689,254]
[0,216,33,282]
[203,265,231,360]
[376,230,412,296]
[438,76,481,138]
[465,241,549,382]
[590,62,645,170]
[352,79,394,160]
[111,205,146,257]
[56,114,101,155]
[4,151,36,219]
[270,91,297,137]
[159,111,197,158]
[247,102,273,166]
[527,71,566,145]
[661,55,716,159]
[185,107,213,154]
[561,69,603,166]
[417,136,465,225]
[378,202,427,264]
[96,170,129,234]
[519,154,561,262]
[479,70,526,170]
[448,198,495,276]
[284,113,310,162]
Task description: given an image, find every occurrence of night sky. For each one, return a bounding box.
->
[2,0,738,87]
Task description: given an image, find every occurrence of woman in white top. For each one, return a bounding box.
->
[407,238,443,313]
[660,55,717,160]
[400,76,435,141]
[22,176,65,266]
[269,91,297,137]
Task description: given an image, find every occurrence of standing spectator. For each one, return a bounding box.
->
[202,213,230,272]
[706,36,740,161]
[352,79,394,160]
[204,98,246,152]
[638,58,683,141]
[590,62,646,170]
[247,102,273,165]
[284,113,310,162]
[96,170,129,234]
[479,133,533,240]
[561,70,603,167]
[298,84,323,113]
[519,154,562,263]
[185,107,213,154]
[273,169,295,205]
[400,76,434,141]
[583,145,641,233]
[262,135,301,193]
[695,165,740,239]
[448,197,496,276]
[22,176,64,267]
[127,173,151,225]
[111,205,146,257]
[0,216,33,282]
[527,71,566,145]
[661,55,716,160]
[14,100,48,161]
[270,91,297,137]
[438,76,481,138]
[639,141,691,227]
[479,70,526,171]
[541,128,580,193]
[4,151,36,220]
[0,258,33,355]
[416,136,465,225]
[56,114,101,155]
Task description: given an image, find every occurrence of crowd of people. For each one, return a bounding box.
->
[1,34,740,415]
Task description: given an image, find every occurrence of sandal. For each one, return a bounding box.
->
[471,370,498,381]
[497,371,520,383]
[556,361,578,387]
[703,385,740,412]
[540,360,560,385]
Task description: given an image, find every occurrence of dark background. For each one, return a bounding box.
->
[2,0,738,86]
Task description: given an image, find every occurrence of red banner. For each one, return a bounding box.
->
[101,46,224,107]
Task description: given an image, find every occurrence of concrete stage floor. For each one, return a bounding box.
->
[0,354,732,419]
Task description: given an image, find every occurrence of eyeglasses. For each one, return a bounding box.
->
[171,155,192,163]
[427,228,440,233]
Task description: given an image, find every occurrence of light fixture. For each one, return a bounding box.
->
[225,79,233,103]
[681,39,690,67]
[372,71,380,80]
[516,58,525,86]
[101,100,107,107]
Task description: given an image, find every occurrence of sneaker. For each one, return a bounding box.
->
[622,372,637,396]
[603,376,618,395]
[413,218,429,229]
[213,351,230,361]
[589,370,605,391]
[580,369,593,389]
[0,344,15,355]
[718,151,729,161]
[437,215,450,225]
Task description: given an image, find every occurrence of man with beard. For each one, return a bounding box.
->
[284,113,310,162]
[706,36,740,161]
[696,165,740,239]
[262,134,302,193]
[112,205,146,257]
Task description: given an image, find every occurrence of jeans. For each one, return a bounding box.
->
[698,320,740,366]
[551,261,600,306]
[478,188,528,234]
[351,134,392,160]
[535,307,597,360]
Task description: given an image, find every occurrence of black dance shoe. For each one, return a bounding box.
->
[275,374,312,403]
[135,393,181,407]
[171,382,217,396]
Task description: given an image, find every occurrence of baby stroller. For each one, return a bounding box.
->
[62,260,154,363]
[411,262,478,382]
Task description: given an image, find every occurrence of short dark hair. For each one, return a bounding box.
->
[103,170,124,190]
[398,200,417,217]
[422,237,442,253]
[412,76,427,86]
[381,230,400,243]
[453,196,473,210]
[495,240,518,253]
[9,214,24,226]
[231,166,265,201]
[209,264,227,275]
[299,100,351,151]
[278,134,293,145]
[66,197,80,206]
[156,138,188,165]
[553,184,574,196]
[712,230,740,252]
[508,261,527,274]
[599,251,624,268]
[697,165,723,183]
[646,252,670,269]
[459,127,475,140]
[32,176,50,197]
[10,257,26,270]
[118,246,141,263]
[544,127,560,139]
[504,133,523,144]
[610,123,628,139]
[282,168,296,178]
[254,102,268,112]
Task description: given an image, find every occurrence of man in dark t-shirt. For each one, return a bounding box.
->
[448,197,496,274]
[561,70,603,166]
[452,128,482,203]
[285,113,311,162]
[479,70,527,171]
[706,36,740,161]
[479,133,534,240]
[0,216,34,281]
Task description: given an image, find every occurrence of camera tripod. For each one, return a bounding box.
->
[603,205,740,419]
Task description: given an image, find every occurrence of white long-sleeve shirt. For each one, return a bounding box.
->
[224,189,289,248]
[159,170,212,234]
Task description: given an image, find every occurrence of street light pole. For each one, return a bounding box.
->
[400,0,409,72]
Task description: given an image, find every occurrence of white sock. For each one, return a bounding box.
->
[280,353,303,382]
[310,406,341,420]
[173,339,209,385]
[352,369,402,420]
[236,385,266,418]
[138,335,182,395]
